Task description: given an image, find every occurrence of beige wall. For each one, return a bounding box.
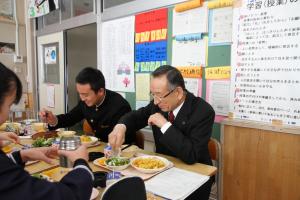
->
[0,0,28,93]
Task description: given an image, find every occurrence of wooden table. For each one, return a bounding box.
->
[22,139,217,199]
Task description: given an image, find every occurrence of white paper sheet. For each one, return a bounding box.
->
[184,78,199,97]
[102,16,135,92]
[173,6,208,36]
[136,73,150,101]
[46,85,55,108]
[145,167,209,200]
[172,39,206,67]
[207,80,230,116]
[210,7,233,44]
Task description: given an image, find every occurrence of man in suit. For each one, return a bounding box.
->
[109,65,215,200]
[40,67,134,143]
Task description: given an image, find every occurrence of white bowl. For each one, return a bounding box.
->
[80,135,98,146]
[0,122,21,131]
[131,155,169,174]
[57,130,76,137]
[105,157,130,171]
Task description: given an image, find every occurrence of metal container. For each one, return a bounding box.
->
[59,136,81,168]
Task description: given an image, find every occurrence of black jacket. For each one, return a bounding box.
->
[50,90,133,143]
[0,150,93,200]
[119,92,215,165]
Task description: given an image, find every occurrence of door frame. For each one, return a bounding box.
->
[36,31,66,114]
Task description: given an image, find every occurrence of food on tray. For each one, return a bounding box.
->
[132,157,166,169]
[80,135,92,142]
[31,174,53,181]
[105,157,130,167]
[32,122,46,132]
[32,137,53,147]
[57,131,76,137]
[96,157,107,166]
[2,145,12,153]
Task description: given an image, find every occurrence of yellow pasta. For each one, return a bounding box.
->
[133,157,165,169]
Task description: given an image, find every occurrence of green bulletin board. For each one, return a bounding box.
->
[123,6,231,141]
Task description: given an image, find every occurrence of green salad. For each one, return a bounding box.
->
[32,174,52,181]
[32,137,54,147]
[105,157,129,166]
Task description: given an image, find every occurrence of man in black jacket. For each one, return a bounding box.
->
[40,67,133,143]
[109,65,215,200]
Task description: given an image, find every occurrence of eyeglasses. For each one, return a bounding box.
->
[151,89,175,102]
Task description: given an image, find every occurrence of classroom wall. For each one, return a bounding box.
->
[101,2,233,141]
[0,0,27,91]
[0,1,30,112]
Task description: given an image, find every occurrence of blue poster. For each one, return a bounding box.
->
[135,40,167,62]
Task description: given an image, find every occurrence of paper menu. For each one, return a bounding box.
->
[173,6,208,36]
[209,7,233,45]
[172,39,206,67]
[206,79,230,116]
[145,167,209,200]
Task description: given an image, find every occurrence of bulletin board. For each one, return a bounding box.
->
[103,1,234,140]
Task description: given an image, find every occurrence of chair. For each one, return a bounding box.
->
[135,131,145,149]
[208,138,221,200]
[83,119,94,135]
[101,176,147,200]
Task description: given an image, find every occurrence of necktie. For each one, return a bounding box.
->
[168,111,175,123]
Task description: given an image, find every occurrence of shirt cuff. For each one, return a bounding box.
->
[160,122,172,134]
[8,151,26,167]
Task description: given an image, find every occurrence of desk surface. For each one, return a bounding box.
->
[22,139,217,199]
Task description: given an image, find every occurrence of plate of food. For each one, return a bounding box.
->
[0,122,21,132]
[57,130,76,137]
[80,135,98,146]
[105,157,130,171]
[93,157,107,168]
[32,137,54,147]
[31,173,53,182]
[131,155,169,174]
[1,145,12,154]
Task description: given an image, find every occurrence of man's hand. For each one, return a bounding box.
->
[39,109,57,126]
[108,124,126,149]
[20,146,58,164]
[148,113,168,128]
[58,145,89,163]
[0,132,20,147]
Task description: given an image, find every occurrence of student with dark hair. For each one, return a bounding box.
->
[0,62,94,200]
[40,67,133,143]
[109,65,215,200]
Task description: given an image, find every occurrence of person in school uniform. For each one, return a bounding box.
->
[0,62,93,200]
[40,67,134,143]
[108,65,215,200]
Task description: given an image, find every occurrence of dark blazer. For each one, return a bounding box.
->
[50,89,133,143]
[119,92,215,165]
[0,150,93,200]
